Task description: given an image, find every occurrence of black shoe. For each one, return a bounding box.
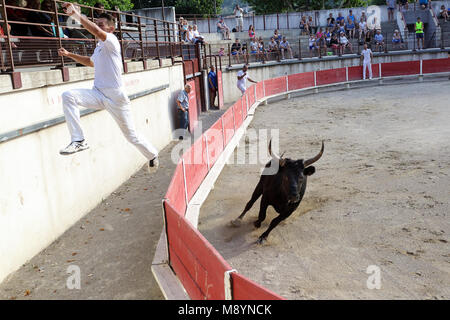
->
[147,157,159,173]
[179,136,184,140]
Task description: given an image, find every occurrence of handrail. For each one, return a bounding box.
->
[0,0,192,74]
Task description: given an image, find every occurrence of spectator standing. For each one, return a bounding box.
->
[360,43,373,80]
[348,10,356,24]
[418,0,429,10]
[439,5,449,21]
[93,2,105,19]
[279,37,293,59]
[177,84,191,140]
[248,25,256,40]
[27,0,54,37]
[308,16,316,34]
[273,29,282,43]
[415,17,425,50]
[237,64,257,95]
[234,4,244,32]
[399,0,409,11]
[208,66,218,109]
[360,11,367,22]
[387,0,396,21]
[359,17,367,41]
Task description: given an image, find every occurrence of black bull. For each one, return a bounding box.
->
[231,140,324,244]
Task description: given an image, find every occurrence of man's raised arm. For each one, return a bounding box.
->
[62,2,108,41]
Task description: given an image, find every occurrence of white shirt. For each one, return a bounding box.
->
[90,33,123,89]
[193,30,200,38]
[234,8,243,17]
[361,48,372,62]
[280,41,289,48]
[237,70,248,88]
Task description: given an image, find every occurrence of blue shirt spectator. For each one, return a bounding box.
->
[208,70,217,90]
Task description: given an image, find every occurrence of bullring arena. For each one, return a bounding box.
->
[199,80,450,300]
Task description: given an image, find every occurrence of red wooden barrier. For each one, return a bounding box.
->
[164,160,187,215]
[222,106,235,146]
[287,72,315,91]
[231,273,285,300]
[217,70,225,109]
[233,100,243,129]
[187,80,198,132]
[422,57,450,74]
[247,84,256,107]
[381,60,420,77]
[316,67,347,86]
[242,95,248,119]
[347,64,380,81]
[263,76,287,96]
[205,118,224,168]
[256,81,264,100]
[165,201,232,300]
[182,136,208,202]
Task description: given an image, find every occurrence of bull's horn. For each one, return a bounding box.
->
[303,140,324,167]
[268,138,281,160]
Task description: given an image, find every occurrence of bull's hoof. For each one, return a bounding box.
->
[229,219,242,228]
[253,220,261,228]
[256,237,267,245]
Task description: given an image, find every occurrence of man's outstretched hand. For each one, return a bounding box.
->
[62,2,79,17]
[58,48,70,57]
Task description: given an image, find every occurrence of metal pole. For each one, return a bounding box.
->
[1,0,15,71]
[228,43,231,67]
[154,20,162,66]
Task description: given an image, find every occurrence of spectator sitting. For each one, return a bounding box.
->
[359,17,367,41]
[439,5,449,21]
[360,11,367,22]
[181,19,189,40]
[346,15,355,39]
[399,0,409,11]
[329,34,339,55]
[6,0,30,36]
[93,2,105,19]
[218,47,225,56]
[217,17,231,40]
[258,37,268,62]
[338,20,346,35]
[231,38,242,63]
[392,29,403,49]
[374,30,385,52]
[27,0,54,37]
[250,38,258,55]
[315,28,327,55]
[308,34,317,57]
[325,28,332,46]
[248,25,256,40]
[192,25,205,44]
[339,32,353,55]
[299,16,309,35]
[327,13,335,28]
[336,12,345,25]
[273,29,282,43]
[279,37,293,59]
[268,37,279,56]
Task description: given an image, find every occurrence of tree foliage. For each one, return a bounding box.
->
[71,0,134,12]
[132,0,224,15]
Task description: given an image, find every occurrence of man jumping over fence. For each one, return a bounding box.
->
[237,64,257,95]
[57,2,159,173]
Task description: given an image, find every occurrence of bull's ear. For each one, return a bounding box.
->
[279,158,286,167]
[303,166,315,176]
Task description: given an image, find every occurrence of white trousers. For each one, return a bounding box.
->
[62,87,158,160]
[237,83,246,95]
[363,61,372,79]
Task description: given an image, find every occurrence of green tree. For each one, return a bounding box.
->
[70,0,134,11]
[131,0,224,15]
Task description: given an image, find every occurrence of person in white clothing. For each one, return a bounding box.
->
[360,43,373,80]
[57,3,159,172]
[237,65,257,95]
[234,4,244,32]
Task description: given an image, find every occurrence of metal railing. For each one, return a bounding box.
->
[201,30,449,68]
[0,0,194,73]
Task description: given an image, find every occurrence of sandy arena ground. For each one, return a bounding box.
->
[199,81,450,299]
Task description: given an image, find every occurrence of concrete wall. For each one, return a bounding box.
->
[220,51,449,103]
[0,62,184,284]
